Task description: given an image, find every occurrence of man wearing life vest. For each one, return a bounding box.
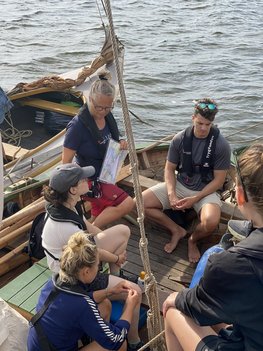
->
[142,98,231,263]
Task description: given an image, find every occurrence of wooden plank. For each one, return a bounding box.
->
[20,98,79,116]
[121,175,159,190]
[2,142,29,160]
[0,263,47,301]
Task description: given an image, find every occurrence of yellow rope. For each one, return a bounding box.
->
[103,1,166,350]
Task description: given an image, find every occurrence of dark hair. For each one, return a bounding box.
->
[43,184,76,207]
[194,98,218,121]
[238,143,263,216]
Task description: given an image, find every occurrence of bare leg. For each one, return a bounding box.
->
[188,204,221,263]
[95,225,130,275]
[98,298,111,321]
[143,189,186,253]
[165,307,217,351]
[93,197,134,229]
[108,275,142,344]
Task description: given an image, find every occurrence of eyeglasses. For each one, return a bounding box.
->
[196,102,217,111]
[91,97,114,112]
[234,151,248,202]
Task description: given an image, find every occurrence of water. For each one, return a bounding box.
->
[1,0,263,148]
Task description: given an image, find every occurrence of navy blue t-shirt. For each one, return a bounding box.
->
[64,115,111,179]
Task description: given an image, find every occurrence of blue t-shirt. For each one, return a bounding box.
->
[64,115,112,179]
[27,278,130,351]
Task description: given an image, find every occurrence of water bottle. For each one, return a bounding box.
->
[137,271,146,292]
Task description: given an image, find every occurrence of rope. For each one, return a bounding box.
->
[103,1,166,350]
[0,111,32,147]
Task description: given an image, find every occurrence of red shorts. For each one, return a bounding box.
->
[87,181,129,217]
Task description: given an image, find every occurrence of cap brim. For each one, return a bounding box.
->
[82,166,95,178]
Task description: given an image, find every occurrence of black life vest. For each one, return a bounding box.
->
[178,125,220,183]
[46,203,87,230]
[78,104,120,158]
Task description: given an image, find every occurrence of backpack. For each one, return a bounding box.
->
[28,212,47,260]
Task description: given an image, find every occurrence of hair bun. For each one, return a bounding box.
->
[98,75,108,81]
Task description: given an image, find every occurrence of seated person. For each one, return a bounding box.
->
[42,163,129,276]
[163,143,263,351]
[28,232,140,351]
[42,163,145,350]
[62,71,134,229]
[142,98,231,262]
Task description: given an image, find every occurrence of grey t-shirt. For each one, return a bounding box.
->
[167,129,231,191]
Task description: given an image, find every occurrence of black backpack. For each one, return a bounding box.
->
[28,212,48,260]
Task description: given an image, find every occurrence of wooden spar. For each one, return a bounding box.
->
[0,253,29,277]
[0,222,32,250]
[0,198,45,230]
[0,210,43,239]
[0,241,28,266]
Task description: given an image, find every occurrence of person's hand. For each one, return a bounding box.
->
[116,251,127,267]
[119,139,128,150]
[126,289,140,307]
[162,292,178,317]
[175,196,197,210]
[168,192,180,210]
[111,281,131,295]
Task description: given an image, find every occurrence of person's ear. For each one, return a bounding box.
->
[236,185,246,206]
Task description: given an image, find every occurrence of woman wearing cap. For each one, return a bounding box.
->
[28,231,140,351]
[42,163,145,350]
[163,143,263,351]
[62,70,134,229]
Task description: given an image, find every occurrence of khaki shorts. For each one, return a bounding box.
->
[150,181,222,214]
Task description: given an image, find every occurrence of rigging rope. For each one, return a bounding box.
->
[103,1,166,350]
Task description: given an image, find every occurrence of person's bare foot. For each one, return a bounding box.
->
[164,229,187,254]
[188,236,200,263]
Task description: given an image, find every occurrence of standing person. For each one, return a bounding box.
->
[163,143,263,351]
[62,70,134,229]
[42,163,145,350]
[28,231,140,351]
[142,98,231,262]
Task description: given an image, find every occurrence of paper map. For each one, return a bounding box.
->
[99,139,128,184]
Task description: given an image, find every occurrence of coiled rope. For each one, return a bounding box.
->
[103,1,166,350]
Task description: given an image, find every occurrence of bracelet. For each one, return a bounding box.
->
[115,255,119,264]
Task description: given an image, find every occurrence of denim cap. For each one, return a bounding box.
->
[49,163,95,193]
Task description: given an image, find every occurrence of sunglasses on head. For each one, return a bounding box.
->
[233,151,248,202]
[196,102,217,111]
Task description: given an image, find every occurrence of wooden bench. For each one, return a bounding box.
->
[20,98,80,116]
[0,257,52,320]
[2,142,29,160]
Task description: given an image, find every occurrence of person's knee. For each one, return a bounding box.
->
[117,224,131,241]
[202,217,219,233]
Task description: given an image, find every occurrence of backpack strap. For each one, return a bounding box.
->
[30,287,60,351]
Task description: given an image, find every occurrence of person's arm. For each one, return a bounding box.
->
[176,169,227,210]
[62,146,76,164]
[92,281,131,304]
[79,294,130,350]
[97,248,126,267]
[84,218,101,234]
[164,160,179,209]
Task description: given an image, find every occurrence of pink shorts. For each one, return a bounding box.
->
[87,181,129,217]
